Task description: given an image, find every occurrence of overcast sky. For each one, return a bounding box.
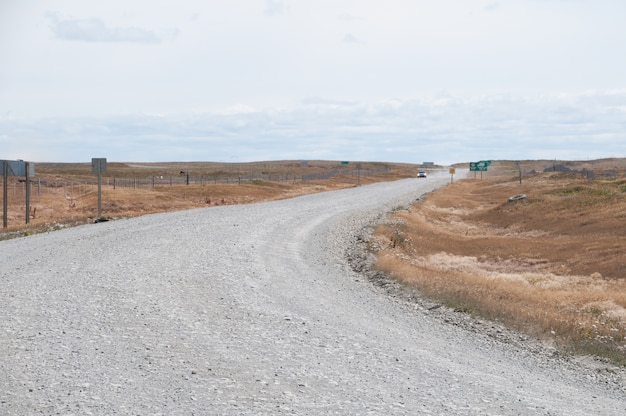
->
[2,0,626,164]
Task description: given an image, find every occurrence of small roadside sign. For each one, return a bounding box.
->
[1,160,35,177]
[92,158,107,174]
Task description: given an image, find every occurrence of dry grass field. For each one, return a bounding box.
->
[373,159,626,364]
[0,160,420,238]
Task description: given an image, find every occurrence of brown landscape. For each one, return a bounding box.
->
[0,160,417,238]
[3,158,626,364]
[374,158,626,364]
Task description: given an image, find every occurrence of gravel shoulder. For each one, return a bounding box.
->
[1,173,625,415]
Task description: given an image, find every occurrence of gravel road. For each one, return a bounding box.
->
[2,173,625,415]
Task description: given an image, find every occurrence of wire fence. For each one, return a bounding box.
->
[2,167,391,198]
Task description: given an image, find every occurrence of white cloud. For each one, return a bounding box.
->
[264,0,287,17]
[484,2,500,12]
[342,33,362,44]
[3,91,626,164]
[45,11,176,43]
[336,13,360,22]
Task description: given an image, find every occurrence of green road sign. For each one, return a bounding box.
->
[469,161,490,171]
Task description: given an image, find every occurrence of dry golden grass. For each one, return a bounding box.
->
[1,160,419,237]
[374,160,626,364]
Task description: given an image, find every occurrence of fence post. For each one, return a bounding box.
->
[3,161,7,229]
[24,162,30,224]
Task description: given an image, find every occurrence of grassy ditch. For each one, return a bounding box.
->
[372,171,626,365]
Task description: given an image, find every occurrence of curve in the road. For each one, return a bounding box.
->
[1,174,624,415]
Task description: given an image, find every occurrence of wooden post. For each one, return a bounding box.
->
[97,162,102,218]
[2,161,7,229]
[25,162,30,224]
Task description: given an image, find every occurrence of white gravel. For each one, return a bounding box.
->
[2,172,625,415]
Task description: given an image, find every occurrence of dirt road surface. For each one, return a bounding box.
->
[2,173,625,415]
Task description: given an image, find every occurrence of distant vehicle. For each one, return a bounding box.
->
[417,171,427,178]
